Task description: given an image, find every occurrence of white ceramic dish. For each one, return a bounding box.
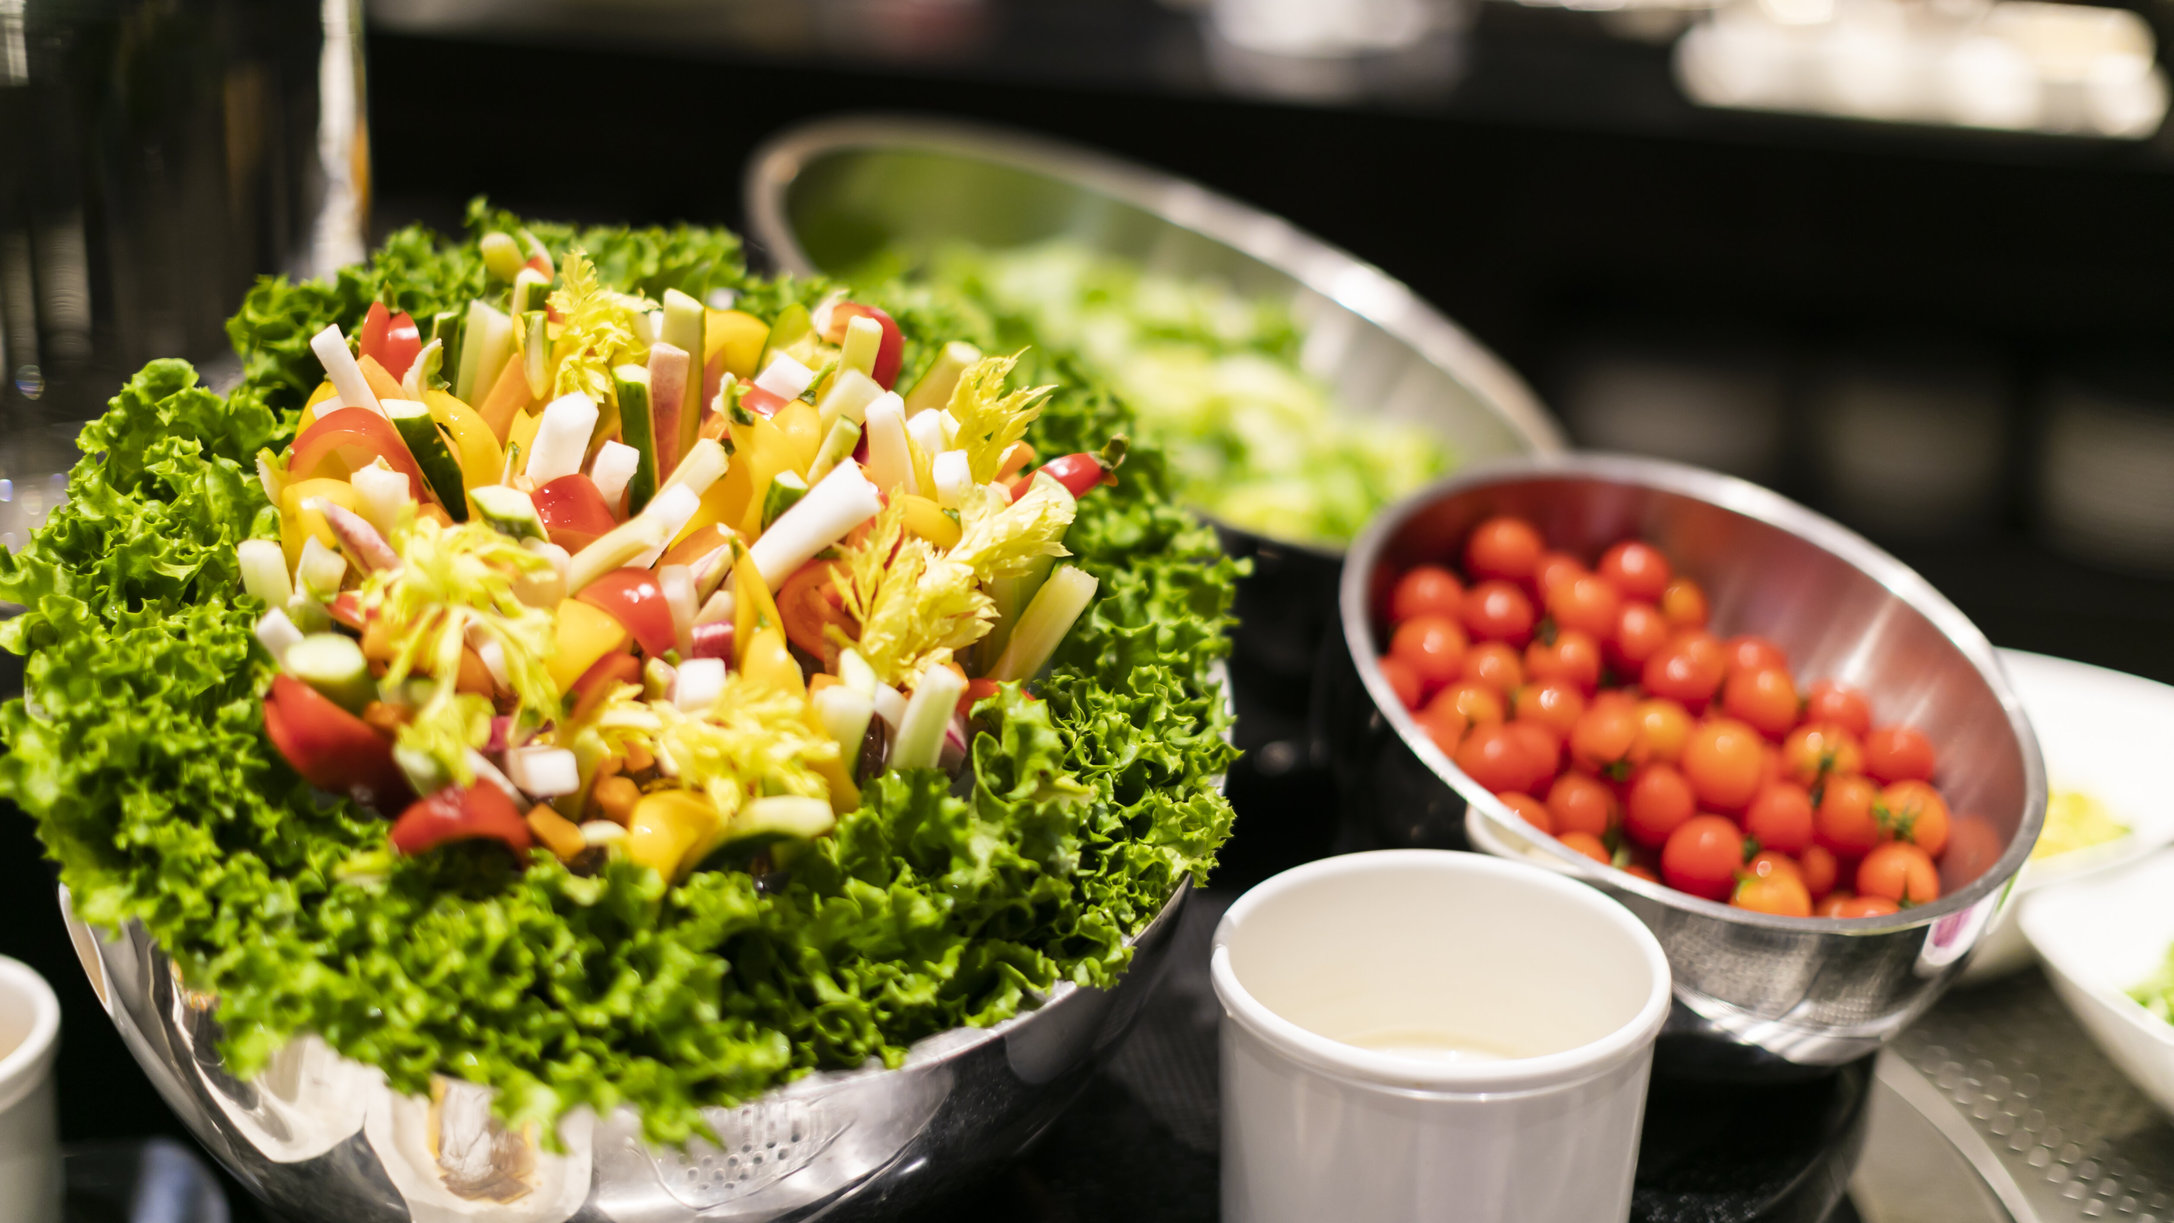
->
[2019,848,2174,1117]
[0,955,61,1223]
[1961,649,2174,982]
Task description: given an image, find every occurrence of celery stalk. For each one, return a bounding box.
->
[986,565,1097,682]
[660,289,706,467]
[983,553,1056,662]
[904,341,982,414]
[889,667,968,771]
[839,315,884,379]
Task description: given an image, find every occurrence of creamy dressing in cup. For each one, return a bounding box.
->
[1212,850,1672,1223]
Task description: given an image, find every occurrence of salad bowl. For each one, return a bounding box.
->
[743,116,1563,736]
[62,882,1188,1223]
[1318,453,2046,1077]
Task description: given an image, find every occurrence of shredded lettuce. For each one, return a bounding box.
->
[0,207,1237,1145]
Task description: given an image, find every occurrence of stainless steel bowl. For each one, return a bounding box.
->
[743,116,1562,743]
[60,884,1186,1222]
[1317,453,2047,1076]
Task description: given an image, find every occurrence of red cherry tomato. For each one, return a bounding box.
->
[1940,814,2007,889]
[1459,642,1525,694]
[1390,565,1464,624]
[1721,666,1800,739]
[1607,600,1671,673]
[1803,680,1873,738]
[1526,628,1602,694]
[1660,577,1709,630]
[1460,580,1536,647]
[1546,573,1622,641]
[532,473,619,552]
[389,782,533,858]
[1733,870,1812,917]
[1876,779,1951,858]
[1456,722,1538,794]
[1558,831,1612,865]
[777,558,850,662]
[1864,725,1936,784]
[1569,702,1646,778]
[1377,656,1423,710]
[1598,540,1672,602]
[1815,774,1882,857]
[576,567,677,657]
[1743,781,1815,855]
[1465,516,1545,583]
[1681,717,1766,812]
[1832,894,1901,918]
[1799,844,1840,899]
[1623,762,1698,848]
[1662,815,1747,901]
[1723,635,1788,675]
[1532,552,1586,603]
[1633,698,1693,764]
[1390,615,1469,691]
[1431,682,1506,729]
[1418,702,1468,756]
[1858,842,1941,904]
[1548,772,1620,837]
[1505,721,1563,790]
[1513,679,1587,739]
[1780,723,1863,788]
[1500,792,1554,835]
[1623,862,1663,884]
[823,302,906,388]
[1642,632,1726,710]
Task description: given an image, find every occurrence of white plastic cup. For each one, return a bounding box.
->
[0,956,62,1223]
[1213,850,1672,1223]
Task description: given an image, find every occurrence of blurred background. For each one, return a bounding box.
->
[7,0,2174,1216]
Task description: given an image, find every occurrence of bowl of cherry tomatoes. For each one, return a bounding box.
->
[1320,453,2045,1075]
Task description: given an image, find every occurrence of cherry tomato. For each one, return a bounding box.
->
[1624,863,1662,883]
[1633,698,1693,764]
[1659,577,1709,629]
[1832,895,1901,918]
[1558,831,1612,865]
[1642,632,1726,710]
[1858,842,1941,904]
[1723,635,1788,675]
[1733,870,1812,917]
[1813,892,1855,918]
[1876,780,1951,858]
[1745,849,1802,881]
[1721,666,1800,739]
[1802,679,1872,737]
[1390,565,1464,624]
[1623,762,1697,848]
[1598,540,1672,602]
[1465,516,1545,583]
[1780,723,1863,788]
[1608,601,1671,673]
[1418,703,1468,756]
[1941,814,2006,889]
[1500,792,1554,835]
[1532,551,1587,603]
[1663,815,1747,901]
[1460,580,1536,647]
[1681,717,1766,811]
[1547,772,1620,837]
[1377,656,1423,710]
[1864,725,1936,784]
[1742,781,1815,855]
[1456,722,1538,794]
[1569,702,1645,778]
[1460,641,1525,695]
[1815,774,1882,857]
[1526,628,1602,694]
[1431,682,1506,729]
[1512,679,1588,739]
[1390,615,1469,691]
[1505,721,1564,789]
[1799,844,1840,899]
[1546,573,1623,641]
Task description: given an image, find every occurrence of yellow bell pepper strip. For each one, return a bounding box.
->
[624,790,721,880]
[740,624,804,699]
[546,599,632,693]
[280,477,365,568]
[422,391,506,507]
[506,407,545,477]
[706,309,769,380]
[894,494,961,549]
[299,380,340,434]
[732,539,782,669]
[773,400,823,479]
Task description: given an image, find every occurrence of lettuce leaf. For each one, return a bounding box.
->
[0,206,1236,1144]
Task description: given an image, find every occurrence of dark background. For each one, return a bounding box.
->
[9,4,2174,1217]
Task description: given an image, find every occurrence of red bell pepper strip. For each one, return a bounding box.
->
[1009,436,1128,503]
[389,782,533,857]
[262,674,413,812]
[531,474,617,552]
[576,568,676,658]
[289,407,432,503]
[823,302,904,389]
[357,302,391,367]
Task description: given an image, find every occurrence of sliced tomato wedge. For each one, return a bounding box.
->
[262,674,411,811]
[740,384,789,418]
[327,591,367,632]
[357,302,391,366]
[565,650,641,724]
[576,568,677,657]
[289,407,430,502]
[389,782,533,857]
[822,302,904,389]
[374,311,423,382]
[531,474,618,552]
[777,559,848,662]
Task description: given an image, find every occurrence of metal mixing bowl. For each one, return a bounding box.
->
[742,116,1563,742]
[1316,453,2047,1076]
[60,884,1187,1222]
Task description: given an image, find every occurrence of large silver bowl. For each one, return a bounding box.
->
[1317,453,2047,1076]
[742,116,1563,735]
[60,884,1187,1222]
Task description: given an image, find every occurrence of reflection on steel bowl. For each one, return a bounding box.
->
[1318,453,2045,1076]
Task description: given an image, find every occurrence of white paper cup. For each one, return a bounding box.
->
[0,956,61,1223]
[1213,850,1672,1223]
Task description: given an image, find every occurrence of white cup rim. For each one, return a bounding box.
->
[0,956,59,1116]
[1211,849,1673,1094]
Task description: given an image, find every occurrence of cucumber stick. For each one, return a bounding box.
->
[386,399,468,520]
[612,363,659,514]
[520,309,550,398]
[429,311,462,384]
[760,471,809,530]
[510,268,551,316]
[471,485,545,541]
[455,300,513,403]
[660,289,706,466]
[285,633,375,713]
